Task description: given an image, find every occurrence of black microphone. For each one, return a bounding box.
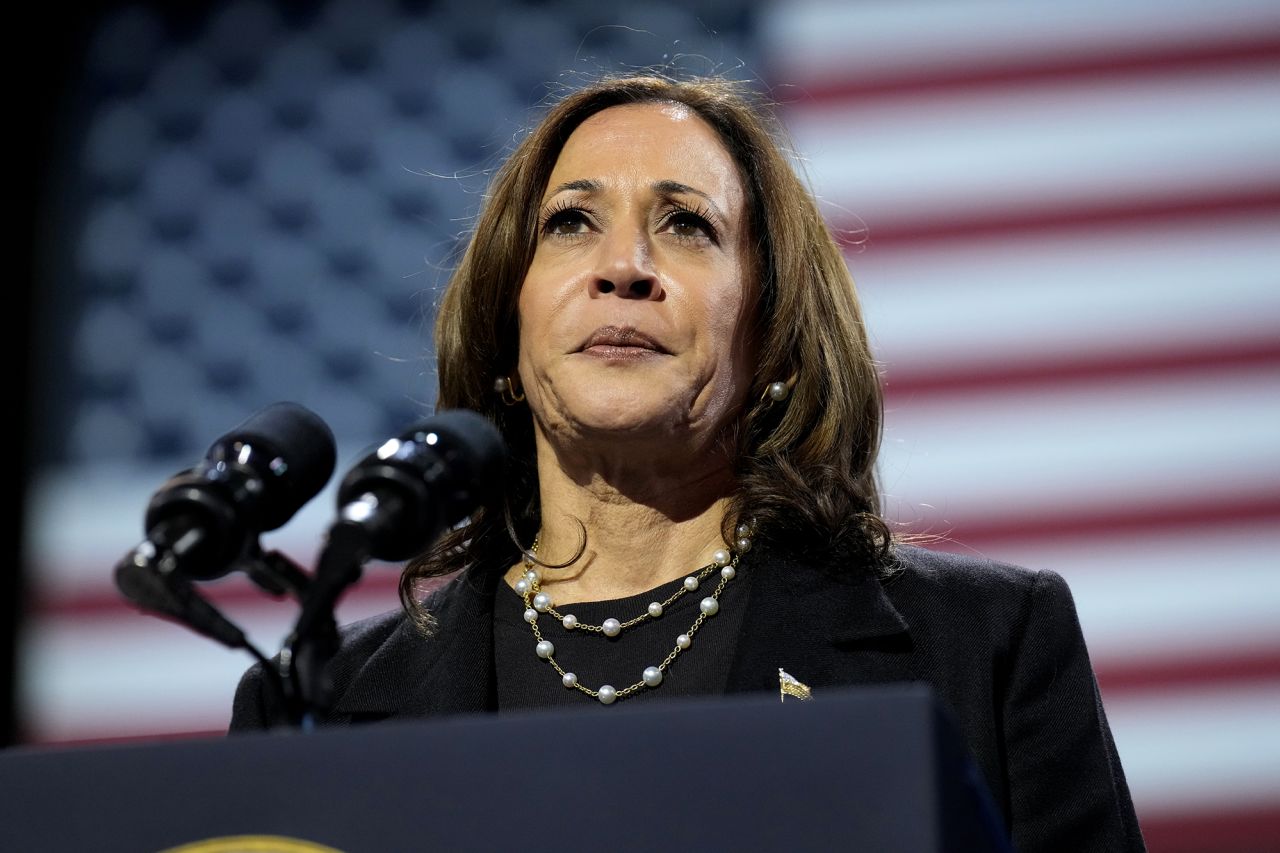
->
[126,401,337,582]
[279,409,505,723]
[334,409,506,561]
[114,550,249,650]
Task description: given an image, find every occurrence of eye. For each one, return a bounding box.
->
[540,204,593,237]
[660,204,719,244]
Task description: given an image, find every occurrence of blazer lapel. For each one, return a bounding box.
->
[725,542,912,696]
[334,566,499,719]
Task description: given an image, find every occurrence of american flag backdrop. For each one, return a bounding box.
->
[17,2,1280,851]
[760,1,1280,849]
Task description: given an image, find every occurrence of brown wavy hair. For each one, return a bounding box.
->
[400,72,890,630]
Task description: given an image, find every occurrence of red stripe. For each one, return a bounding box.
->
[882,339,1280,399]
[1139,802,1280,853]
[909,493,1280,546]
[835,188,1280,248]
[1097,649,1280,696]
[784,34,1280,107]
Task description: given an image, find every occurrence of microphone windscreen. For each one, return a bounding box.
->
[335,408,508,561]
[417,408,507,501]
[212,401,337,531]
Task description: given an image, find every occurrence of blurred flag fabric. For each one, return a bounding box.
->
[18,2,1280,852]
[760,2,1280,849]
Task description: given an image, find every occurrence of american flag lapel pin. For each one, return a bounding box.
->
[778,668,813,702]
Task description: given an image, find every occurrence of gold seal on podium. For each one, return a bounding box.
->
[160,836,348,853]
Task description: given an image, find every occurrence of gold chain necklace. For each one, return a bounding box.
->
[517,524,753,705]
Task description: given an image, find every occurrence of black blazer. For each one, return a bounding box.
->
[231,543,1146,852]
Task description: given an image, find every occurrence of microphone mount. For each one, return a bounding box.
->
[280,409,506,725]
[113,404,506,731]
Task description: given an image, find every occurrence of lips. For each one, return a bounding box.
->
[578,325,668,354]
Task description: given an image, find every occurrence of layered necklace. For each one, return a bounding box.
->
[516,523,754,705]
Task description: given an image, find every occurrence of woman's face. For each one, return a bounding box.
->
[517,102,756,454]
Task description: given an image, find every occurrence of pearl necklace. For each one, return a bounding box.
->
[518,524,753,705]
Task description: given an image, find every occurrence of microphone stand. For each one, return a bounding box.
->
[273,408,506,725]
[242,546,312,602]
[113,538,317,727]
[115,521,372,731]
[278,520,372,728]
[114,543,260,654]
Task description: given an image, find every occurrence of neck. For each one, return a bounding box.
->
[515,430,739,604]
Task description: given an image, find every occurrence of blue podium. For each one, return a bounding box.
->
[0,684,1011,852]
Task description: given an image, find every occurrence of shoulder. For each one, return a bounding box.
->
[888,543,1073,606]
[823,545,1143,848]
[880,543,1082,647]
[229,606,409,731]
[338,569,474,647]
[321,607,413,683]
[889,542,1044,587]
[325,571,475,689]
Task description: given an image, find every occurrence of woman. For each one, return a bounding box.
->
[232,73,1145,851]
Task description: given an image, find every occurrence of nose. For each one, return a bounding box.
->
[589,225,661,300]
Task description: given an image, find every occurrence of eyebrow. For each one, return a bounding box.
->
[542,178,725,220]
[545,178,601,197]
[654,180,725,219]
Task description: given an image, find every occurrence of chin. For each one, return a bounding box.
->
[542,365,705,436]
[573,408,677,437]
[562,393,687,438]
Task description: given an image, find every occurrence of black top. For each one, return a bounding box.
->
[230,542,1147,852]
[494,567,747,710]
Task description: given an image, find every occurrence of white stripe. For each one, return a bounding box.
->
[24,445,376,595]
[850,214,1280,375]
[1106,683,1280,812]
[879,366,1280,523]
[763,0,1280,84]
[20,616,275,741]
[935,523,1280,665]
[780,68,1280,230]
[18,597,398,742]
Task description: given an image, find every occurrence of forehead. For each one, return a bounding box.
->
[546,102,744,204]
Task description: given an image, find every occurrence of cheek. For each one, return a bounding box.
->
[516,269,554,353]
[514,279,542,381]
[702,270,756,374]
[517,259,577,335]
[514,270,573,393]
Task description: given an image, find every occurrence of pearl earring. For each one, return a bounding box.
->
[764,375,796,403]
[494,375,525,405]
